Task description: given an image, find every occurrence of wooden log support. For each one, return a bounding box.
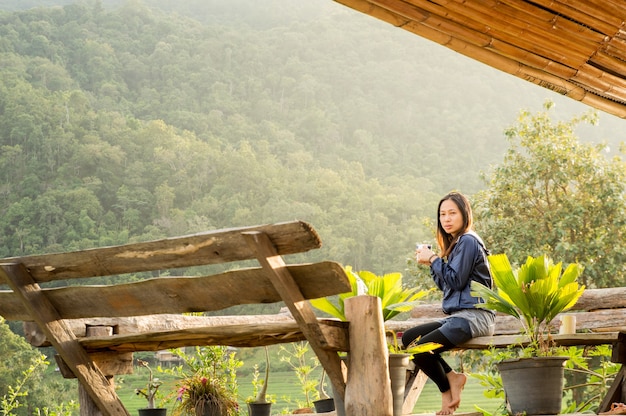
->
[402,369,428,415]
[55,351,133,378]
[242,231,347,399]
[599,366,626,413]
[344,295,392,416]
[0,263,130,416]
[599,332,626,413]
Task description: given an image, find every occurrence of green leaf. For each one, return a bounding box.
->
[311,266,431,322]
[474,253,585,354]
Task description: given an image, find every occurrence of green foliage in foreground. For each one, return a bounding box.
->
[471,345,619,416]
[310,266,433,322]
[2,337,616,416]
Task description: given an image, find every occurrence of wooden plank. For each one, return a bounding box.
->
[0,263,129,416]
[401,288,626,336]
[459,332,620,350]
[404,309,626,336]
[0,262,349,320]
[78,320,349,352]
[22,314,301,347]
[408,287,626,314]
[76,320,306,351]
[79,321,349,353]
[242,231,347,400]
[0,221,320,283]
[572,287,626,310]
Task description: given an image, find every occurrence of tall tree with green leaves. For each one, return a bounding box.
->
[474,101,626,288]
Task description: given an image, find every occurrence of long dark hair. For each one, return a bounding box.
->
[436,191,473,257]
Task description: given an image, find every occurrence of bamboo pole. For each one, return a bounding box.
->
[497,0,622,33]
[604,38,626,62]
[438,0,602,58]
[373,0,597,68]
[591,50,626,77]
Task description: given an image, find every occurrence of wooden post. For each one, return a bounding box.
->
[403,369,428,414]
[79,326,116,416]
[344,295,392,416]
[80,381,107,416]
[242,231,346,398]
[0,263,130,416]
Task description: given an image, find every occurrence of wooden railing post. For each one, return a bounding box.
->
[344,295,392,416]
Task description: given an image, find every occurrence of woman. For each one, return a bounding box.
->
[402,191,495,415]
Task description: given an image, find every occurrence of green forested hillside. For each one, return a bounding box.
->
[0,0,624,278]
[2,1,626,413]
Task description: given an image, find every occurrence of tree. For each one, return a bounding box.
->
[0,317,78,415]
[474,101,626,288]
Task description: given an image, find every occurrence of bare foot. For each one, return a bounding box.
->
[447,370,467,408]
[435,371,467,415]
[436,390,457,415]
[435,390,456,415]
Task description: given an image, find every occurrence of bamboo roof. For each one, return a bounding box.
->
[334,0,626,119]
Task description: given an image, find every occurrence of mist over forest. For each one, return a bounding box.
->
[0,0,624,277]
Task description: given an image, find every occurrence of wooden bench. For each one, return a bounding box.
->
[0,221,395,416]
[386,287,626,414]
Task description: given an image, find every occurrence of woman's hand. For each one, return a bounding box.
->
[416,246,438,265]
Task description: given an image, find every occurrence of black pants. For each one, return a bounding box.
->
[401,321,456,393]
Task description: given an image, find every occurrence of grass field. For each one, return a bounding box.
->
[118,367,502,415]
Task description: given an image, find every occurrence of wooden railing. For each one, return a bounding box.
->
[0,221,395,416]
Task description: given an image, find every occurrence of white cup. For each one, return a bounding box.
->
[559,314,576,334]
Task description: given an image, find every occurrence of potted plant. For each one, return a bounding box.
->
[312,368,335,413]
[311,266,432,322]
[170,346,240,416]
[385,330,441,416]
[246,346,272,416]
[135,359,167,416]
[471,253,585,415]
[311,266,433,416]
[278,341,318,413]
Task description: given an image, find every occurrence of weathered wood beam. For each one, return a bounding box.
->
[55,352,133,378]
[0,263,129,416]
[0,262,349,321]
[0,220,321,283]
[78,320,349,353]
[400,288,626,335]
[408,297,625,320]
[242,231,347,400]
[23,314,303,347]
[459,332,620,350]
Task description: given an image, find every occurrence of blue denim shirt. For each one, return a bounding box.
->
[430,232,493,314]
